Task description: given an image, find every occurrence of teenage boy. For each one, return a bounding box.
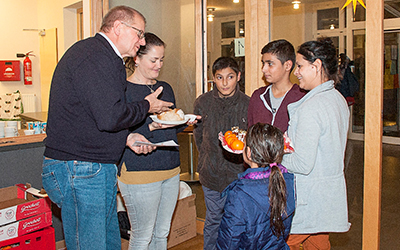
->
[247,39,305,131]
[193,57,250,250]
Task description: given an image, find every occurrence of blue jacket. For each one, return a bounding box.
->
[216,167,295,250]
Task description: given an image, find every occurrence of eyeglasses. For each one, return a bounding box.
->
[121,22,145,40]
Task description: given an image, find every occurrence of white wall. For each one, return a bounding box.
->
[0,0,87,112]
[0,0,41,110]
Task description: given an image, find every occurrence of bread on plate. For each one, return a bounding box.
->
[157,108,185,121]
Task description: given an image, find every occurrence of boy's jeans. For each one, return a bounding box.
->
[42,157,120,250]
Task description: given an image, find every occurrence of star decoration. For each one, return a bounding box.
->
[341,0,366,14]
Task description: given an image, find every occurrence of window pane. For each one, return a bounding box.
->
[317,8,339,30]
[239,19,245,37]
[352,30,365,134]
[221,21,235,39]
[384,0,400,19]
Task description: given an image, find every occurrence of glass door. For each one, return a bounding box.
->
[207,0,245,92]
[348,1,400,144]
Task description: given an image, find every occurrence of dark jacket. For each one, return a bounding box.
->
[216,167,295,250]
[247,84,305,132]
[193,86,250,192]
[44,34,149,163]
[118,80,185,174]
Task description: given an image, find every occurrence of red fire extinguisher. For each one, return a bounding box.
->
[23,51,33,85]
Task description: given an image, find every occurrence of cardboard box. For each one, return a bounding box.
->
[167,194,197,248]
[0,211,53,242]
[0,184,51,227]
[0,226,55,250]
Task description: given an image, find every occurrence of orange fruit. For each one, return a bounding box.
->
[224,130,233,137]
[225,133,237,140]
[230,139,244,150]
[225,136,237,146]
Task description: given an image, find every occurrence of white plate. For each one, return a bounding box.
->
[150,114,197,125]
[218,132,243,154]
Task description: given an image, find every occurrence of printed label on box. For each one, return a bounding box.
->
[0,212,52,242]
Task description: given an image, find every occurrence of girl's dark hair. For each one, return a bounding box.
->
[297,37,339,84]
[212,57,240,76]
[245,123,287,238]
[125,32,165,72]
[261,39,296,72]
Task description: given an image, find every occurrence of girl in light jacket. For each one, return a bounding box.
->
[282,38,351,249]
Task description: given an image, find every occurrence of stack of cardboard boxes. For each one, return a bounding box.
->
[0,184,54,250]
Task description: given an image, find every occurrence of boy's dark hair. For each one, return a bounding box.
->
[261,39,296,72]
[212,57,240,76]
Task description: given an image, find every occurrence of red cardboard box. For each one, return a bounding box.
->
[0,184,51,227]
[0,211,52,242]
[0,226,55,250]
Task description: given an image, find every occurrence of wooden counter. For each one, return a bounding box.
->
[0,132,46,152]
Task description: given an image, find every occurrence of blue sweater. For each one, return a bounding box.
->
[44,34,149,163]
[118,80,185,173]
[217,167,295,250]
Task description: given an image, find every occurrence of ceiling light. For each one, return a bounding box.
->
[233,0,239,3]
[207,7,215,22]
[330,24,335,29]
[292,1,300,10]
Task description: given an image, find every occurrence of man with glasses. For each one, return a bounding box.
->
[42,6,172,250]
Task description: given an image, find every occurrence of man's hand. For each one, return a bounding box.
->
[126,133,156,154]
[145,87,173,113]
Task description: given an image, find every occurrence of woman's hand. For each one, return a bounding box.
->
[148,122,177,131]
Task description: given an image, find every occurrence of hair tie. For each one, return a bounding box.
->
[270,162,278,167]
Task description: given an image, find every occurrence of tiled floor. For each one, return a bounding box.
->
[170,139,400,250]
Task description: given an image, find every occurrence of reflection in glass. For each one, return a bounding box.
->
[383,32,400,136]
[317,8,339,30]
[239,19,245,37]
[352,30,365,134]
[384,1,400,19]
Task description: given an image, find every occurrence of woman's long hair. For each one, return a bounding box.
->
[245,123,287,238]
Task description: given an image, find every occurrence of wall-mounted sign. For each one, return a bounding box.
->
[0,61,21,81]
[235,38,245,57]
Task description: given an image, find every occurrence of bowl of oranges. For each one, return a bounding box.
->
[218,127,247,154]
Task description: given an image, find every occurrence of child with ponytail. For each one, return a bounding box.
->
[216,122,295,250]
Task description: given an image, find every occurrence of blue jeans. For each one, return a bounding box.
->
[118,174,179,250]
[41,158,120,250]
[202,186,227,250]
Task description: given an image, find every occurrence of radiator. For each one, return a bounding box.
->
[21,94,37,113]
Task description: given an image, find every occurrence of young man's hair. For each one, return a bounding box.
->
[261,39,296,72]
[212,57,240,76]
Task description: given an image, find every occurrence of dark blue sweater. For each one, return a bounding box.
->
[44,34,149,163]
[118,80,185,173]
